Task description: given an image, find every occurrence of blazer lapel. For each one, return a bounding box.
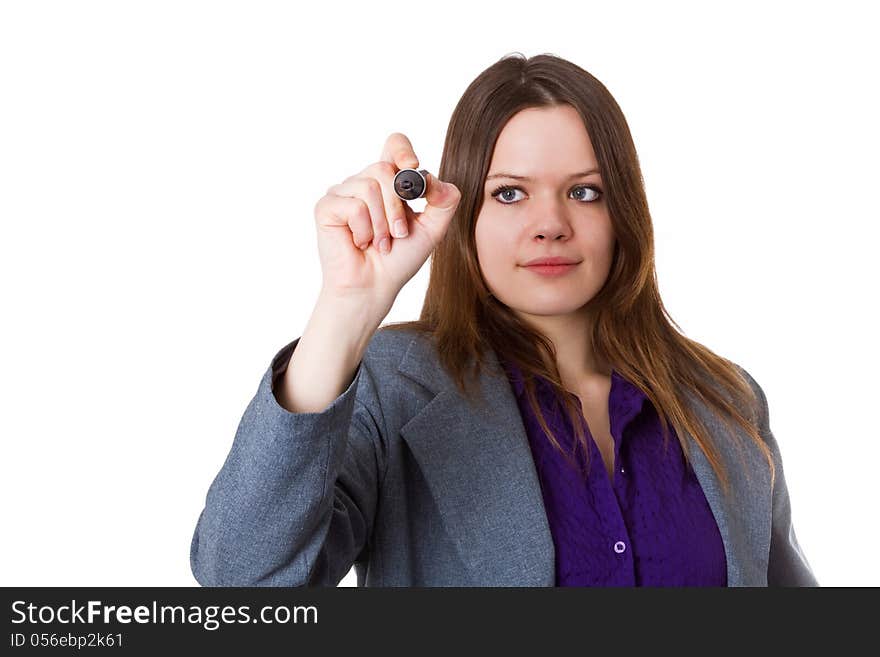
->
[396,334,556,586]
[679,387,772,586]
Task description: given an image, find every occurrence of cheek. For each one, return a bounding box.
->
[583,217,616,259]
[475,218,517,284]
[480,232,514,261]
[475,213,507,259]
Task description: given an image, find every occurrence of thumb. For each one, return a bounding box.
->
[419,173,461,227]
[429,173,459,206]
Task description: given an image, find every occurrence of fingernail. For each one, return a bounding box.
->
[393,219,408,238]
[379,236,390,254]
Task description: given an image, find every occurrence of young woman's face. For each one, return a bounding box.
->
[475,104,615,322]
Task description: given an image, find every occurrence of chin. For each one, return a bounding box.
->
[511,298,591,317]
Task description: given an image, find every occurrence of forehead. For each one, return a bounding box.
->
[488,105,597,170]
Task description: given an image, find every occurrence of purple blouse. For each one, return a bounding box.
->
[499,358,727,586]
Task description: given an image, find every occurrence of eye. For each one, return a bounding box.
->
[491,185,525,204]
[571,185,602,202]
[489,184,603,205]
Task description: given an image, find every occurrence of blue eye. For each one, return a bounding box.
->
[490,184,602,205]
[493,186,524,203]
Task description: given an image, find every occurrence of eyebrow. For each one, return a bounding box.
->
[486,168,601,181]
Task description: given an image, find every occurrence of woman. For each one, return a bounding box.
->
[190,52,818,587]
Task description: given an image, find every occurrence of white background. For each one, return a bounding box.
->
[1,0,877,587]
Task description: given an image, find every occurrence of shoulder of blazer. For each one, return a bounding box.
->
[366,327,484,396]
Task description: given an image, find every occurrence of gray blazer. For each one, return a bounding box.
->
[190,327,819,587]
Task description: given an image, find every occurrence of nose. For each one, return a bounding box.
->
[522,191,575,241]
[532,210,572,241]
[535,229,569,241]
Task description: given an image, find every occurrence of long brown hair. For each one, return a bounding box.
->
[381,51,773,497]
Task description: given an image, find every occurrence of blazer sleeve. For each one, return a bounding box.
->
[190,335,385,587]
[744,369,820,587]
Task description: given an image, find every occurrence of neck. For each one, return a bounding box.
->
[523,309,611,383]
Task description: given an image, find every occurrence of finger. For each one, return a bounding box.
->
[328,176,390,252]
[379,132,419,170]
[374,160,411,246]
[379,133,419,238]
[316,194,374,250]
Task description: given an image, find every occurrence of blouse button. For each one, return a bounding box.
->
[614,541,626,554]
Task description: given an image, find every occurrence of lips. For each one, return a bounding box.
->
[523,262,578,277]
[522,256,581,266]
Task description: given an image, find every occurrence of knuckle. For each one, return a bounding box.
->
[366,178,383,200]
[358,177,376,194]
[353,197,369,219]
[374,160,396,177]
